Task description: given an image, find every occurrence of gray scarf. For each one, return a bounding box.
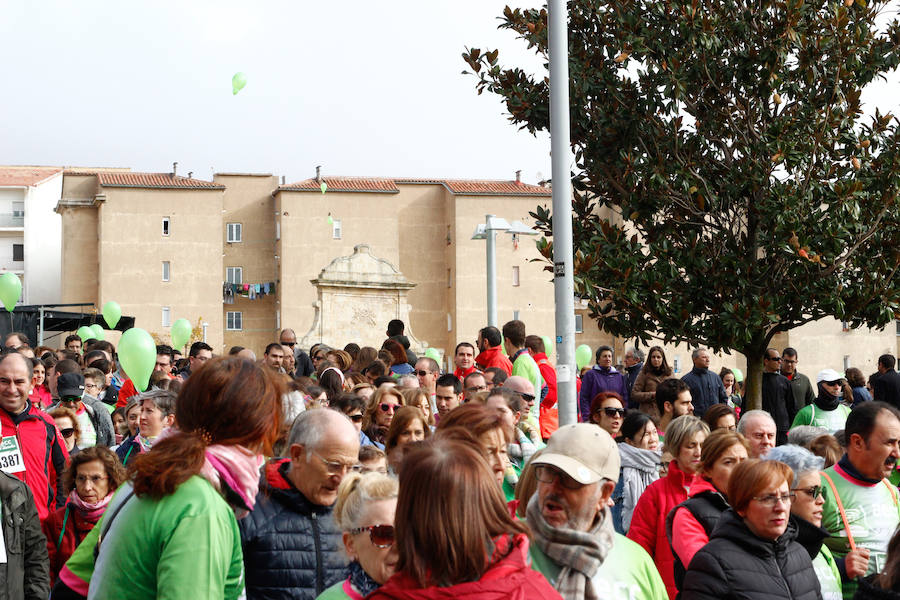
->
[526,493,615,600]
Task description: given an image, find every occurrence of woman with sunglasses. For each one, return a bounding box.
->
[766,445,861,600]
[368,439,562,599]
[590,391,626,438]
[49,405,81,456]
[612,410,662,534]
[362,386,405,449]
[681,459,821,600]
[316,471,398,600]
[628,415,709,599]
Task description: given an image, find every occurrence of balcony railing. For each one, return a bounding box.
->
[0,214,24,227]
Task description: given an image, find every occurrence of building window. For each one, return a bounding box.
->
[575,314,584,333]
[512,266,520,287]
[162,217,170,236]
[11,202,23,218]
[513,310,520,321]
[332,219,342,240]
[227,223,242,243]
[162,261,170,282]
[844,355,851,371]
[161,307,171,327]
[12,244,23,262]
[226,311,243,331]
[226,267,242,284]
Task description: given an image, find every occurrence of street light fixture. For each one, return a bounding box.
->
[471,214,538,327]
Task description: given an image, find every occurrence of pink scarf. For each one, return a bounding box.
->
[67,490,113,523]
[197,444,264,519]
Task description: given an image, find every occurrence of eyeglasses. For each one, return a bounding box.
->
[311,450,356,476]
[75,474,108,486]
[415,370,431,377]
[752,492,795,507]
[348,524,395,548]
[466,385,487,392]
[534,465,585,490]
[793,485,824,500]
[60,428,75,438]
[348,413,364,423]
[379,403,398,414]
[599,407,626,418]
[782,358,797,365]
[766,356,782,362]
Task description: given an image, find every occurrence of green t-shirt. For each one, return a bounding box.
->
[820,465,900,600]
[530,532,667,600]
[315,579,353,600]
[791,403,851,433]
[814,546,842,600]
[512,352,543,421]
[63,476,245,600]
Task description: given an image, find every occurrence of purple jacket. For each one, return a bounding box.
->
[579,366,629,422]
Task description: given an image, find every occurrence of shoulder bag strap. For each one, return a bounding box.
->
[883,479,899,507]
[93,487,135,560]
[820,470,856,551]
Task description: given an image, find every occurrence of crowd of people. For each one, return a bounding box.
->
[1,319,900,598]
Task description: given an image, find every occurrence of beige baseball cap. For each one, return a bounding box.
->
[531,423,620,484]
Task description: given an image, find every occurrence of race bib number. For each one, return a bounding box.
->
[0,436,25,474]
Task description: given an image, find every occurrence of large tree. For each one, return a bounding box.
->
[463,0,900,407]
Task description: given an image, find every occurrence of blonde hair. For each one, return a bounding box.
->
[363,385,405,431]
[400,388,435,427]
[333,471,399,531]
[664,415,709,455]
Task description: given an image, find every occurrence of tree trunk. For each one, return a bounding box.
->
[742,351,765,411]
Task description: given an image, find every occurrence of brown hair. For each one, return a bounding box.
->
[436,402,512,444]
[645,346,673,377]
[49,406,81,446]
[351,347,378,372]
[381,339,407,367]
[385,406,431,453]
[702,403,738,431]
[700,429,750,474]
[400,388,435,427]
[845,367,866,388]
[514,449,544,518]
[61,446,127,496]
[326,349,353,372]
[808,434,842,468]
[727,458,793,514]
[130,356,283,498]
[394,439,530,587]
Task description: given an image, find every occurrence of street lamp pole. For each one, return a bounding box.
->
[485,214,498,327]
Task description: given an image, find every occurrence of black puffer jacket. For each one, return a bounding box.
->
[238,459,347,600]
[681,509,822,600]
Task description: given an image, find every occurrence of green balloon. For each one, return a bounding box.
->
[541,335,554,358]
[732,367,744,383]
[232,72,247,95]
[575,344,593,370]
[0,273,21,313]
[118,328,156,392]
[102,301,121,329]
[90,324,104,340]
[77,326,95,342]
[320,181,327,194]
[424,347,441,362]
[170,318,192,350]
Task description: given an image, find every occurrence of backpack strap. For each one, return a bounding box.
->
[820,470,856,551]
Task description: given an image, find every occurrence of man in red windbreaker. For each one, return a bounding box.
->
[0,352,68,519]
[475,326,513,375]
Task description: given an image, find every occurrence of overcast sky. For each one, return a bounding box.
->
[1,1,552,185]
[3,2,899,187]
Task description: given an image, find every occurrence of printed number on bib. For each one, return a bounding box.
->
[0,436,25,474]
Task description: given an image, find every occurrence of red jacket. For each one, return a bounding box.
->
[0,401,69,520]
[42,503,100,585]
[474,347,512,375]
[115,378,138,408]
[453,365,478,382]
[626,460,697,600]
[533,353,558,439]
[368,534,562,600]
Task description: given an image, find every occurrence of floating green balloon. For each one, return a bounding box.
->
[102,301,121,329]
[575,344,593,370]
[320,181,327,194]
[90,324,104,340]
[732,367,744,383]
[541,335,554,358]
[170,318,192,350]
[118,328,156,392]
[77,326,95,342]
[424,347,441,362]
[232,72,247,95]
[327,215,334,225]
[0,273,21,313]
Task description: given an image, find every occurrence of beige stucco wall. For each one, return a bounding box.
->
[216,174,280,355]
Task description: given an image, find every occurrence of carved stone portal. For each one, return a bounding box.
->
[299,244,426,353]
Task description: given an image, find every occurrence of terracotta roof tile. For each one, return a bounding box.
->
[96,172,224,190]
[0,167,63,187]
[279,176,550,196]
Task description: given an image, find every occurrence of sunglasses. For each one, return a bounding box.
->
[349,524,395,548]
[379,403,398,414]
[282,342,296,347]
[348,414,364,423]
[60,428,75,438]
[793,485,824,499]
[415,370,431,377]
[517,392,536,402]
[599,407,626,418]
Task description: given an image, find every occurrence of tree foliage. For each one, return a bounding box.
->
[464,0,900,406]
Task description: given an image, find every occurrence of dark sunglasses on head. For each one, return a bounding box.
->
[349,524,395,548]
[599,407,626,418]
[60,428,75,438]
[379,403,397,413]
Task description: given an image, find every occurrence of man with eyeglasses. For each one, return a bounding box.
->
[280,328,314,378]
[240,408,359,599]
[781,347,816,413]
[762,347,794,445]
[526,424,667,599]
[819,401,900,598]
[462,371,488,403]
